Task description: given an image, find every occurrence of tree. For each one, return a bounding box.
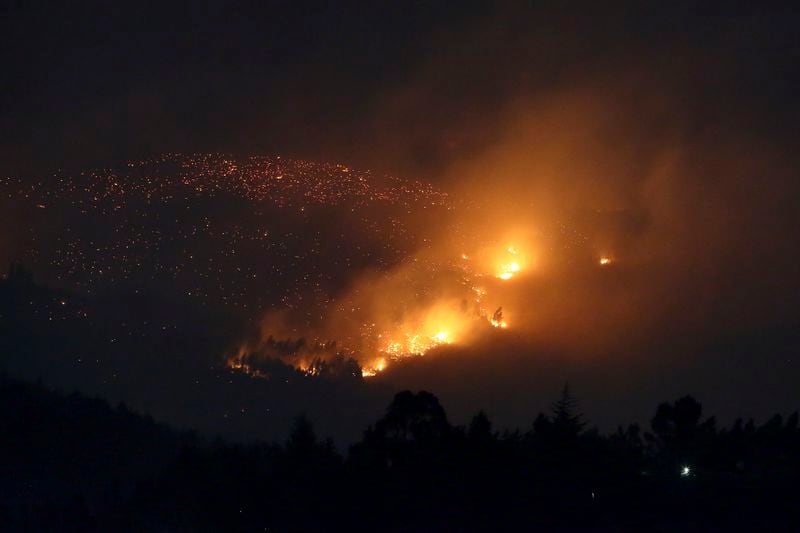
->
[374,391,450,443]
[286,414,317,457]
[550,383,586,438]
[647,395,716,472]
[468,410,494,444]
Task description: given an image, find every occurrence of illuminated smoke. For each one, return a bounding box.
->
[223,65,800,380]
[227,233,538,377]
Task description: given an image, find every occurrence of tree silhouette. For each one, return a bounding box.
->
[468,410,493,444]
[492,307,503,324]
[374,390,451,444]
[2,374,800,531]
[550,383,586,437]
[286,414,317,456]
[647,395,716,472]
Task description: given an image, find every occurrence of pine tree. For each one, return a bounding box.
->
[551,383,586,437]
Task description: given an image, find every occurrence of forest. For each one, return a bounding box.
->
[1,374,798,531]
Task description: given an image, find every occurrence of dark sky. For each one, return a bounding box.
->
[3,1,800,443]
[2,0,482,174]
[4,1,798,176]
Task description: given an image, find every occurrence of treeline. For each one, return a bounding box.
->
[1,378,799,531]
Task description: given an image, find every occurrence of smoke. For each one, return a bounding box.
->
[3,1,798,442]
[235,4,800,411]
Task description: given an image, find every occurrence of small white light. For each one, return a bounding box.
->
[680,465,691,477]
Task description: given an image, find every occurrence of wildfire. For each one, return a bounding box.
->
[490,317,508,328]
[381,330,453,357]
[356,328,458,377]
[298,361,320,377]
[495,245,524,280]
[228,353,269,379]
[489,307,508,328]
[226,241,525,380]
[599,256,612,266]
[361,357,387,378]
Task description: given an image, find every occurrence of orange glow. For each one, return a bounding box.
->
[227,348,270,379]
[361,357,387,378]
[490,317,508,328]
[371,300,472,369]
[226,234,527,378]
[380,329,453,357]
[486,242,532,280]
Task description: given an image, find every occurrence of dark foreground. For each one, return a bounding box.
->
[1,376,798,532]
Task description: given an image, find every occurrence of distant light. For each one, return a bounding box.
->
[681,465,691,477]
[599,257,611,266]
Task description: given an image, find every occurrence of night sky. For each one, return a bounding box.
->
[2,1,800,444]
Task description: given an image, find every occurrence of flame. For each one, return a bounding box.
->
[599,256,612,266]
[373,300,470,368]
[361,357,387,378]
[493,244,527,280]
[381,330,452,357]
[351,246,520,374]
[226,240,526,379]
[490,317,508,328]
[227,346,270,379]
